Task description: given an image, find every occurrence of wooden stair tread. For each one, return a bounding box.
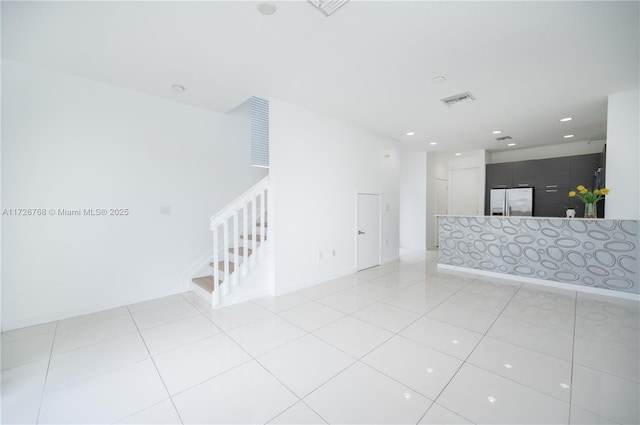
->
[229,247,252,256]
[209,261,235,273]
[192,276,222,293]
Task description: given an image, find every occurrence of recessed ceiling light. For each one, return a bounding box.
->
[432,76,447,85]
[504,364,513,369]
[429,142,438,145]
[488,396,497,403]
[492,130,503,134]
[564,134,574,138]
[560,117,573,122]
[406,132,415,136]
[172,84,185,93]
[507,143,516,147]
[455,153,462,156]
[257,2,276,15]
[560,383,570,389]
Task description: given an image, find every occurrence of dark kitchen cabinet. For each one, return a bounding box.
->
[487,162,513,188]
[535,157,570,188]
[486,152,606,218]
[569,153,600,189]
[534,187,568,217]
[512,160,536,187]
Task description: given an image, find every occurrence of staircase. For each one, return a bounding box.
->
[190,176,271,308]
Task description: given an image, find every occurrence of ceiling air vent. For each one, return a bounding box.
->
[441,91,476,107]
[496,136,513,141]
[307,0,349,17]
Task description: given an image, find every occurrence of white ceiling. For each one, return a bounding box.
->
[2,1,638,155]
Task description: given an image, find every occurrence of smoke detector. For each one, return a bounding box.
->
[441,91,476,107]
[307,0,349,17]
[496,136,513,141]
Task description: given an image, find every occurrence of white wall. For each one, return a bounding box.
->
[448,150,487,216]
[399,152,426,250]
[426,154,448,249]
[605,89,640,220]
[269,99,400,295]
[489,140,606,163]
[1,60,267,330]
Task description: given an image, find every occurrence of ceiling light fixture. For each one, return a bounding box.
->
[560,117,573,122]
[507,143,516,147]
[455,153,462,156]
[172,84,185,93]
[406,132,415,136]
[492,130,503,134]
[307,0,349,17]
[564,134,574,138]
[430,142,438,145]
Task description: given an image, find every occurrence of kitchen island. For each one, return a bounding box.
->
[437,215,639,299]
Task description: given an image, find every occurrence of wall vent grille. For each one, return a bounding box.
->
[307,0,349,17]
[250,97,269,168]
[441,91,476,107]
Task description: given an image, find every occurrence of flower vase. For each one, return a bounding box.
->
[584,203,597,219]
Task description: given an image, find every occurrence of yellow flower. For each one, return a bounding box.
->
[600,188,610,195]
[576,185,586,192]
[594,189,601,195]
[569,191,576,197]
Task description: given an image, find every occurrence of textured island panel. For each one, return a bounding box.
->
[438,217,639,295]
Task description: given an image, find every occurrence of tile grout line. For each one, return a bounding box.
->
[35,320,59,425]
[567,291,578,425]
[415,280,523,424]
[125,305,186,425]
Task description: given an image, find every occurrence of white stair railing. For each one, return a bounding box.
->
[210,176,269,307]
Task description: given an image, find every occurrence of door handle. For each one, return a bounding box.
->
[358,230,365,235]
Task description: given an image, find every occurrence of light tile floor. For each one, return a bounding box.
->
[2,251,639,424]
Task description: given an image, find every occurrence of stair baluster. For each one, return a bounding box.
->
[251,197,257,267]
[260,190,266,243]
[222,219,230,296]
[212,226,220,306]
[232,211,239,286]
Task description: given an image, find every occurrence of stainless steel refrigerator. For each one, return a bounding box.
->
[490,188,534,216]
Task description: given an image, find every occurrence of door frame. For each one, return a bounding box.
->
[355,192,382,271]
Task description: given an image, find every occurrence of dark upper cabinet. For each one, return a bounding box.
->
[535,157,570,188]
[488,162,513,188]
[569,153,600,189]
[512,160,536,187]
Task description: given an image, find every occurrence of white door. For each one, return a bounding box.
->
[451,167,480,215]
[357,193,380,271]
[435,178,448,247]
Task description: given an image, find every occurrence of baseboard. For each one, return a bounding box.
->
[274,268,359,296]
[381,256,400,265]
[2,285,189,332]
[438,264,640,302]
